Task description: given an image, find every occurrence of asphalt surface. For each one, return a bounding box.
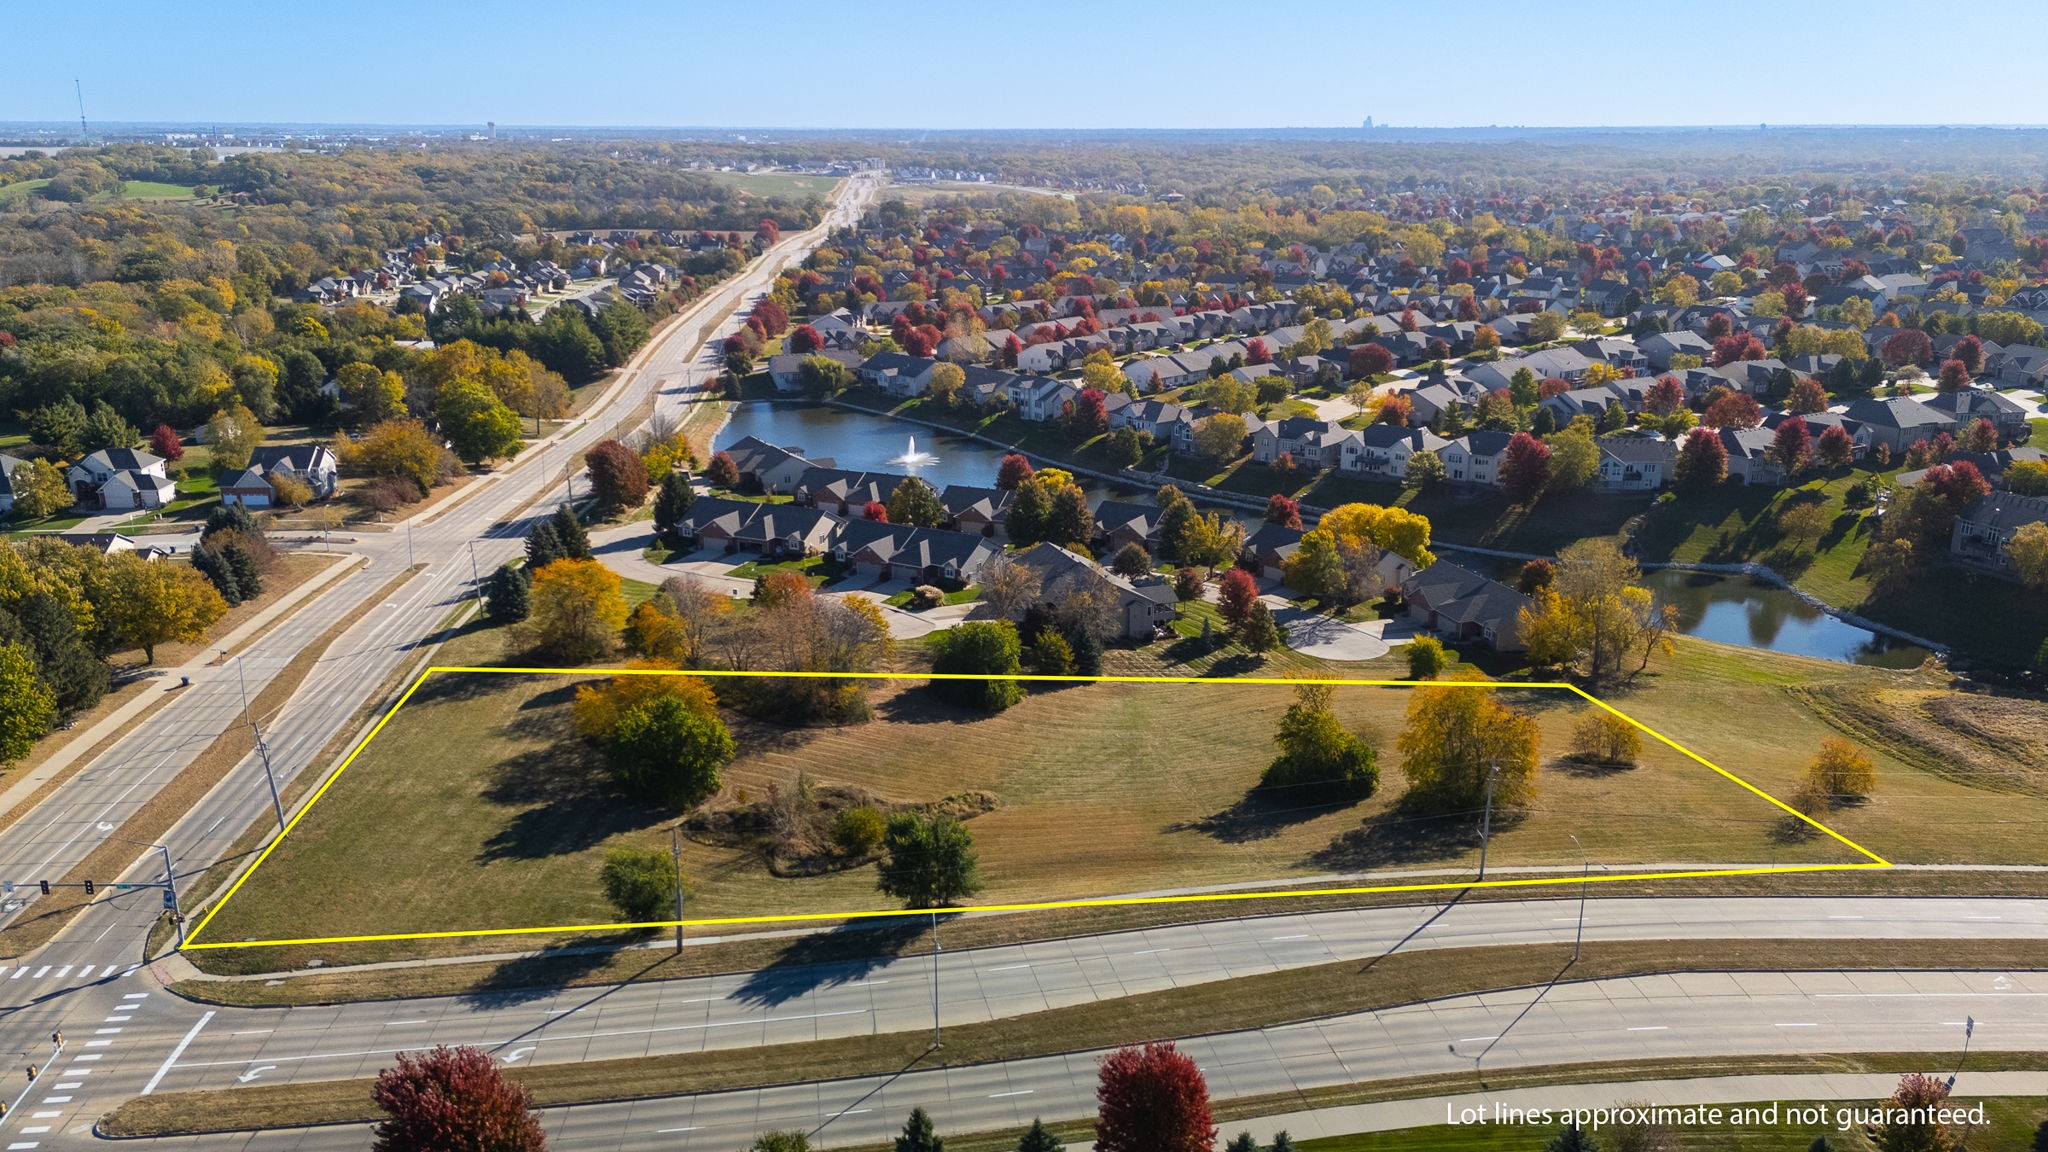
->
[0,171,880,1150]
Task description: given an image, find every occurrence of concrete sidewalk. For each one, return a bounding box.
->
[1221,1070,2044,1145]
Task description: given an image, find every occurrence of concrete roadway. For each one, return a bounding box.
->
[129,962,2042,1152]
[0,173,881,1150]
[20,893,2042,1149]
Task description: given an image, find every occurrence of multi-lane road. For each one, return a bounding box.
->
[60,893,2048,1150]
[0,171,880,1149]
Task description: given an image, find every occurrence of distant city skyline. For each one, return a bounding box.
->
[7,0,2045,131]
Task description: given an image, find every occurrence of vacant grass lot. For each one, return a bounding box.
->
[707,170,840,198]
[189,617,1930,964]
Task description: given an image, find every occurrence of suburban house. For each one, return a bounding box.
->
[1399,560,1530,652]
[1240,522,1304,581]
[721,436,825,494]
[1638,330,1714,370]
[1918,387,2033,441]
[217,468,278,508]
[940,485,1013,540]
[1950,492,2048,575]
[1710,427,1786,486]
[66,448,176,511]
[795,467,910,516]
[834,519,998,587]
[52,531,174,560]
[1440,430,1515,487]
[672,497,840,558]
[1839,397,1956,454]
[1092,500,1167,554]
[247,445,340,498]
[771,349,864,392]
[0,450,29,515]
[1001,542,1179,640]
[1594,434,1675,491]
[1250,417,1351,467]
[1345,424,1451,480]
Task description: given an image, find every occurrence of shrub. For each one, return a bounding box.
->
[877,812,983,907]
[1569,712,1641,766]
[1406,635,1448,679]
[928,621,1024,712]
[909,584,944,610]
[831,806,887,856]
[599,846,679,922]
[1807,737,1875,799]
[1172,567,1204,602]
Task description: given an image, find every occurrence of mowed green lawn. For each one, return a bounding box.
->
[707,170,840,198]
[190,625,1937,961]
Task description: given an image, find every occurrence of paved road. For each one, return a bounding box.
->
[130,963,2043,1152]
[0,172,881,1151]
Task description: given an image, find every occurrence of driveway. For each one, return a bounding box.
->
[1263,595,1401,661]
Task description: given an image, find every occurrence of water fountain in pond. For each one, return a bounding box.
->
[887,434,940,468]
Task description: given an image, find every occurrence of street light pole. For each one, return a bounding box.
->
[467,539,483,608]
[929,911,943,1051]
[671,826,685,955]
[1567,833,1589,965]
[1476,761,1501,881]
[406,521,415,567]
[158,842,185,948]
[236,657,287,832]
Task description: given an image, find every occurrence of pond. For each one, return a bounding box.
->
[716,400,1139,503]
[1642,570,1932,669]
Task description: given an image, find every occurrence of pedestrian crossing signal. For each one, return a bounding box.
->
[83,880,93,896]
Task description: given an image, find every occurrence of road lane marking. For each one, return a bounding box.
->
[382,1020,428,1027]
[1457,1035,1498,1043]
[989,1090,1034,1098]
[51,1084,78,1091]
[656,1128,702,1134]
[30,967,47,978]
[987,964,1030,972]
[230,1029,272,1036]
[122,992,146,999]
[7,969,21,980]
[142,1010,214,1095]
[73,966,93,978]
[83,1041,110,1048]
[50,967,69,978]
[92,1028,120,1035]
[1133,948,1170,955]
[827,1109,872,1119]
[1271,934,1311,941]
[1775,1022,1819,1027]
[1627,1026,1669,1031]
[104,1015,131,1022]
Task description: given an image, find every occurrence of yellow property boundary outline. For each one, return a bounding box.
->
[182,668,1892,951]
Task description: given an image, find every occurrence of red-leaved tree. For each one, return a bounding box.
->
[371,1046,546,1152]
[1936,358,1972,392]
[1786,377,1830,415]
[705,450,740,489]
[1217,568,1260,631]
[1951,334,1984,374]
[1348,343,1394,379]
[1709,333,1767,367]
[1815,425,1855,470]
[995,452,1034,490]
[1675,429,1729,488]
[1769,418,1812,475]
[1264,493,1302,529]
[1703,390,1764,430]
[583,439,649,512]
[1095,1042,1216,1152]
[1244,338,1270,365]
[1881,329,1933,367]
[788,325,823,354]
[1500,432,1552,505]
[149,424,185,463]
[1646,375,1686,416]
[1376,394,1413,427]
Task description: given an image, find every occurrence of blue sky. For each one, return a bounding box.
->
[7,0,2045,130]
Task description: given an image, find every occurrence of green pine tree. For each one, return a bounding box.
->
[1017,1119,1065,1152]
[552,503,591,560]
[895,1107,943,1152]
[653,472,696,539]
[526,518,566,570]
[486,564,531,624]
[1224,1134,1257,1152]
[222,541,263,599]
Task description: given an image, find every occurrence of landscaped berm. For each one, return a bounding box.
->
[182,665,1884,965]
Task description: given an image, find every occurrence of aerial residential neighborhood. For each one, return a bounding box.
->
[0,4,2046,1152]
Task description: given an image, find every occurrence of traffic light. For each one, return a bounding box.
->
[37,880,48,896]
[83,880,93,897]
[25,1065,37,1081]
[49,1032,61,1047]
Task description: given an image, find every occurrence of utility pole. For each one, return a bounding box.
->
[670,826,685,955]
[1567,833,1588,964]
[158,843,185,948]
[467,539,483,608]
[406,521,415,568]
[928,911,943,1051]
[235,657,287,832]
[1476,760,1501,881]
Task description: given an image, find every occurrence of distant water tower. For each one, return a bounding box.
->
[1363,115,1374,129]
[488,121,497,140]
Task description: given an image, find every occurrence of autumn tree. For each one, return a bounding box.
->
[584,439,648,512]
[1702,390,1764,429]
[0,643,56,766]
[1217,567,1260,632]
[344,418,447,497]
[1881,329,1933,367]
[1406,634,1448,679]
[877,812,983,908]
[1815,425,1855,471]
[1769,417,1813,475]
[1500,432,1552,504]
[1192,413,1248,462]
[437,379,525,465]
[1518,539,1675,683]
[705,450,740,488]
[887,476,947,528]
[1569,712,1641,767]
[207,402,264,471]
[370,1045,546,1152]
[149,424,185,463]
[1265,493,1302,529]
[335,362,408,426]
[1259,682,1379,803]
[1348,343,1394,379]
[9,460,69,520]
[2008,521,2048,590]
[1936,358,1972,392]
[1807,738,1876,800]
[1095,1042,1216,1152]
[1544,424,1600,494]
[995,453,1034,490]
[104,554,228,663]
[518,559,627,661]
[1785,377,1829,415]
[1397,674,1542,812]
[1674,429,1728,488]
[1872,1074,1957,1152]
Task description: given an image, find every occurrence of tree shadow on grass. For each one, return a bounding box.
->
[476,741,668,862]
[1306,802,1504,870]
[409,668,564,709]
[1550,754,1639,779]
[456,932,656,1009]
[1203,653,1266,679]
[729,915,935,1009]
[874,686,1002,725]
[1166,789,1345,845]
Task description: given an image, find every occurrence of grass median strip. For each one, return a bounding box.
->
[111,936,2048,1136]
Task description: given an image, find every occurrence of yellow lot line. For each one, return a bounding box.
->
[182,668,1892,951]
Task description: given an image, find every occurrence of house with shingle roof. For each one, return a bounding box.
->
[1950,492,2048,575]
[1399,560,1530,651]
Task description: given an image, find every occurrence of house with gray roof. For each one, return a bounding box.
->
[1001,542,1178,640]
[1400,560,1530,652]
[1950,492,2048,575]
